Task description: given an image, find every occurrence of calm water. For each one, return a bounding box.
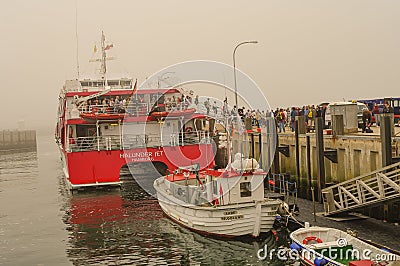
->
[0,134,292,265]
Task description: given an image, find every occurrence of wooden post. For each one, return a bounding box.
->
[296,116,306,134]
[295,120,300,189]
[306,134,312,199]
[380,114,392,167]
[315,117,326,203]
[273,131,280,174]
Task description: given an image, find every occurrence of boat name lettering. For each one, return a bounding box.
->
[120,151,164,159]
[221,215,243,221]
[223,211,237,215]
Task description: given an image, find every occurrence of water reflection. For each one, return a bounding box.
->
[0,151,38,184]
[63,180,292,265]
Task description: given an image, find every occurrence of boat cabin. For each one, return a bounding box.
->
[163,162,266,207]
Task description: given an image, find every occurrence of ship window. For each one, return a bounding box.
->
[108,80,119,86]
[240,182,251,197]
[121,80,132,86]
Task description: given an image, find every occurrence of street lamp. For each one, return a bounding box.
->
[233,41,258,111]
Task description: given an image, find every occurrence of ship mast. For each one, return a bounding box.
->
[89,31,114,86]
[100,31,107,79]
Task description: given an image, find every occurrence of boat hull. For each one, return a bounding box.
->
[154,178,280,237]
[157,199,279,238]
[290,226,400,266]
[59,143,215,189]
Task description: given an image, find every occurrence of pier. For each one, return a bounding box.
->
[272,116,400,223]
[0,129,37,152]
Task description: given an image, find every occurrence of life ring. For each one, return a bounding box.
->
[303,236,323,245]
[185,127,193,134]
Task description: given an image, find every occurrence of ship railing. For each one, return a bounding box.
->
[176,130,212,146]
[122,134,162,149]
[67,130,212,152]
[78,103,150,117]
[67,133,162,152]
[164,101,194,112]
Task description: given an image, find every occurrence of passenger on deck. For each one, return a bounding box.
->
[204,98,211,115]
[212,101,218,115]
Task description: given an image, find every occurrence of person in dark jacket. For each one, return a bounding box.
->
[362,108,372,133]
[382,102,394,114]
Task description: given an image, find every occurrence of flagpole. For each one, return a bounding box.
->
[75,0,80,79]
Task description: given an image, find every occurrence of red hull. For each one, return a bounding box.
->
[64,144,215,187]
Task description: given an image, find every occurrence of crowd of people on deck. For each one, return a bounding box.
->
[80,93,396,134]
[82,95,133,114]
[80,93,197,116]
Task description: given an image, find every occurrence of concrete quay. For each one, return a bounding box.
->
[278,126,400,184]
[276,124,400,222]
[0,129,37,152]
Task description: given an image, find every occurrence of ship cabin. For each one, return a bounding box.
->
[58,78,214,154]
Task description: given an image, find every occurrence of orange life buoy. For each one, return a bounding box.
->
[303,236,323,245]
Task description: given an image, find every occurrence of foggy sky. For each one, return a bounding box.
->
[1,0,399,131]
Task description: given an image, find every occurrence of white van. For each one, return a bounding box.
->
[325,102,367,129]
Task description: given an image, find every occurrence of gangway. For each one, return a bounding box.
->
[322,162,400,216]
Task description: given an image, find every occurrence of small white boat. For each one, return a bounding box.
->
[153,154,282,238]
[290,224,400,266]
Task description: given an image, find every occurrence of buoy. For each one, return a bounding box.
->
[303,236,323,245]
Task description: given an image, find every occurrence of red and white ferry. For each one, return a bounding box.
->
[55,32,216,189]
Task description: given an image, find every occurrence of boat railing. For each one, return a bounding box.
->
[78,103,150,117]
[67,133,158,152]
[176,130,212,146]
[67,130,211,152]
[122,134,162,149]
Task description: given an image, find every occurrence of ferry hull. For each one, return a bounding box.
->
[62,144,215,189]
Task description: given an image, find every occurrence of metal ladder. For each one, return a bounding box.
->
[322,162,400,216]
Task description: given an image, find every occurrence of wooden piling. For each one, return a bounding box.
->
[315,117,326,203]
[295,120,300,187]
[306,134,312,199]
[380,114,392,167]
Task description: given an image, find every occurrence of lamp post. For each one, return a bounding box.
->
[233,41,258,111]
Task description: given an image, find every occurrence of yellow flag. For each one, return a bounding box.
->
[94,44,97,53]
